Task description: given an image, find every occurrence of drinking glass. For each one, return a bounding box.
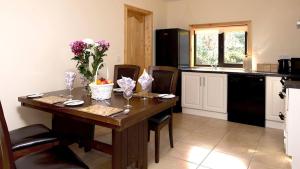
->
[123,88,133,108]
[65,72,76,100]
[141,84,150,100]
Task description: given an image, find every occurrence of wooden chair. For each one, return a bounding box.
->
[0,102,59,160]
[148,66,178,163]
[0,101,89,169]
[113,64,140,90]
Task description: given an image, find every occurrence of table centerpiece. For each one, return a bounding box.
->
[70,39,110,87]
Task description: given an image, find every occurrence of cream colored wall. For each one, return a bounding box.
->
[166,0,300,67]
[0,0,166,130]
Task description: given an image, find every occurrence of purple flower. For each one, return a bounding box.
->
[96,40,110,51]
[70,40,87,56]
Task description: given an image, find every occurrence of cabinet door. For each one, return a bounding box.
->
[182,72,202,109]
[286,88,300,157]
[203,73,227,113]
[266,76,285,122]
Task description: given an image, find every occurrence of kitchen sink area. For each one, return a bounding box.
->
[180,66,285,128]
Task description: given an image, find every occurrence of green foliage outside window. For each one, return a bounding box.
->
[224,32,246,64]
[195,30,219,66]
[195,30,246,66]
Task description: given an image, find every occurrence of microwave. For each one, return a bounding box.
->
[291,58,300,75]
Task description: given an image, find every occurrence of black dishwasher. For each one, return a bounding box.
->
[228,74,266,127]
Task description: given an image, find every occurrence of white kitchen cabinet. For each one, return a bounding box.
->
[203,73,227,113]
[182,72,227,114]
[285,88,300,168]
[181,72,203,109]
[266,76,285,122]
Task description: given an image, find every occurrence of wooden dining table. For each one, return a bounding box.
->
[18,87,178,169]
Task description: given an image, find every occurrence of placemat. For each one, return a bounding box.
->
[34,96,68,104]
[134,92,159,99]
[78,105,123,116]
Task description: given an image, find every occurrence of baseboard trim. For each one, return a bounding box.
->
[266,120,284,130]
[183,108,284,130]
[182,108,227,120]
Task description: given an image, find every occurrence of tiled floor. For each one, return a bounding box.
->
[70,113,291,169]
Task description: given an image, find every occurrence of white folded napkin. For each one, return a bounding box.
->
[117,77,136,91]
[138,69,154,91]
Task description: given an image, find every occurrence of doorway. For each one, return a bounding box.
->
[124,4,153,74]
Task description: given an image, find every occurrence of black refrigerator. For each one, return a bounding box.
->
[155,28,190,112]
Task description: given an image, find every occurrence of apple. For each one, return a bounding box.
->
[96,77,113,85]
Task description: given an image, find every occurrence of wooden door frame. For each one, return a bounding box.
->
[124,4,153,68]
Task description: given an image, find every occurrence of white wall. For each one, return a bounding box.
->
[0,0,166,130]
[166,0,300,65]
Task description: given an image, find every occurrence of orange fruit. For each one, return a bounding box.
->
[96,79,101,85]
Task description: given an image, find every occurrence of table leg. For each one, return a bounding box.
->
[112,120,148,169]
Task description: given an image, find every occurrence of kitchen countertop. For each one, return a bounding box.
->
[180,67,285,77]
[285,80,300,89]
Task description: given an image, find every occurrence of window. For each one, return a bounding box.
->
[191,21,251,67]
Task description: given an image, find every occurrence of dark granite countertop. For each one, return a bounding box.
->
[180,67,285,77]
[285,80,300,89]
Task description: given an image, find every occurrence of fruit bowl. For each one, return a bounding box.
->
[89,82,114,100]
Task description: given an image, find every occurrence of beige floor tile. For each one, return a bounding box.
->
[69,113,290,169]
[201,151,250,169]
[214,143,256,159]
[165,141,211,165]
[191,120,232,138]
[197,166,212,169]
[248,161,286,169]
[173,127,192,140]
[262,127,284,137]
[70,144,111,169]
[218,131,261,150]
[94,132,112,144]
[177,131,223,149]
[173,120,200,132]
[148,156,198,169]
[251,151,291,169]
[257,137,285,153]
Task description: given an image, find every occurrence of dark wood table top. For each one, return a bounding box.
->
[18,87,178,131]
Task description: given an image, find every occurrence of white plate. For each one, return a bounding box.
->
[160,94,176,99]
[157,94,168,98]
[63,100,84,106]
[113,88,124,92]
[26,93,44,98]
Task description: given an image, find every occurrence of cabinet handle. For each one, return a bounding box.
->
[203,78,205,86]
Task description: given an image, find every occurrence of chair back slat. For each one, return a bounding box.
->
[148,66,179,94]
[0,102,15,169]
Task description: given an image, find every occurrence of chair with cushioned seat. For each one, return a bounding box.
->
[0,102,58,159]
[148,66,178,163]
[0,101,89,169]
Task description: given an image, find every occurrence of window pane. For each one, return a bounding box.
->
[195,30,219,65]
[224,32,246,64]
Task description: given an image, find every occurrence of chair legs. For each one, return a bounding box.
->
[168,117,174,148]
[148,129,150,142]
[149,114,174,163]
[155,128,160,163]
